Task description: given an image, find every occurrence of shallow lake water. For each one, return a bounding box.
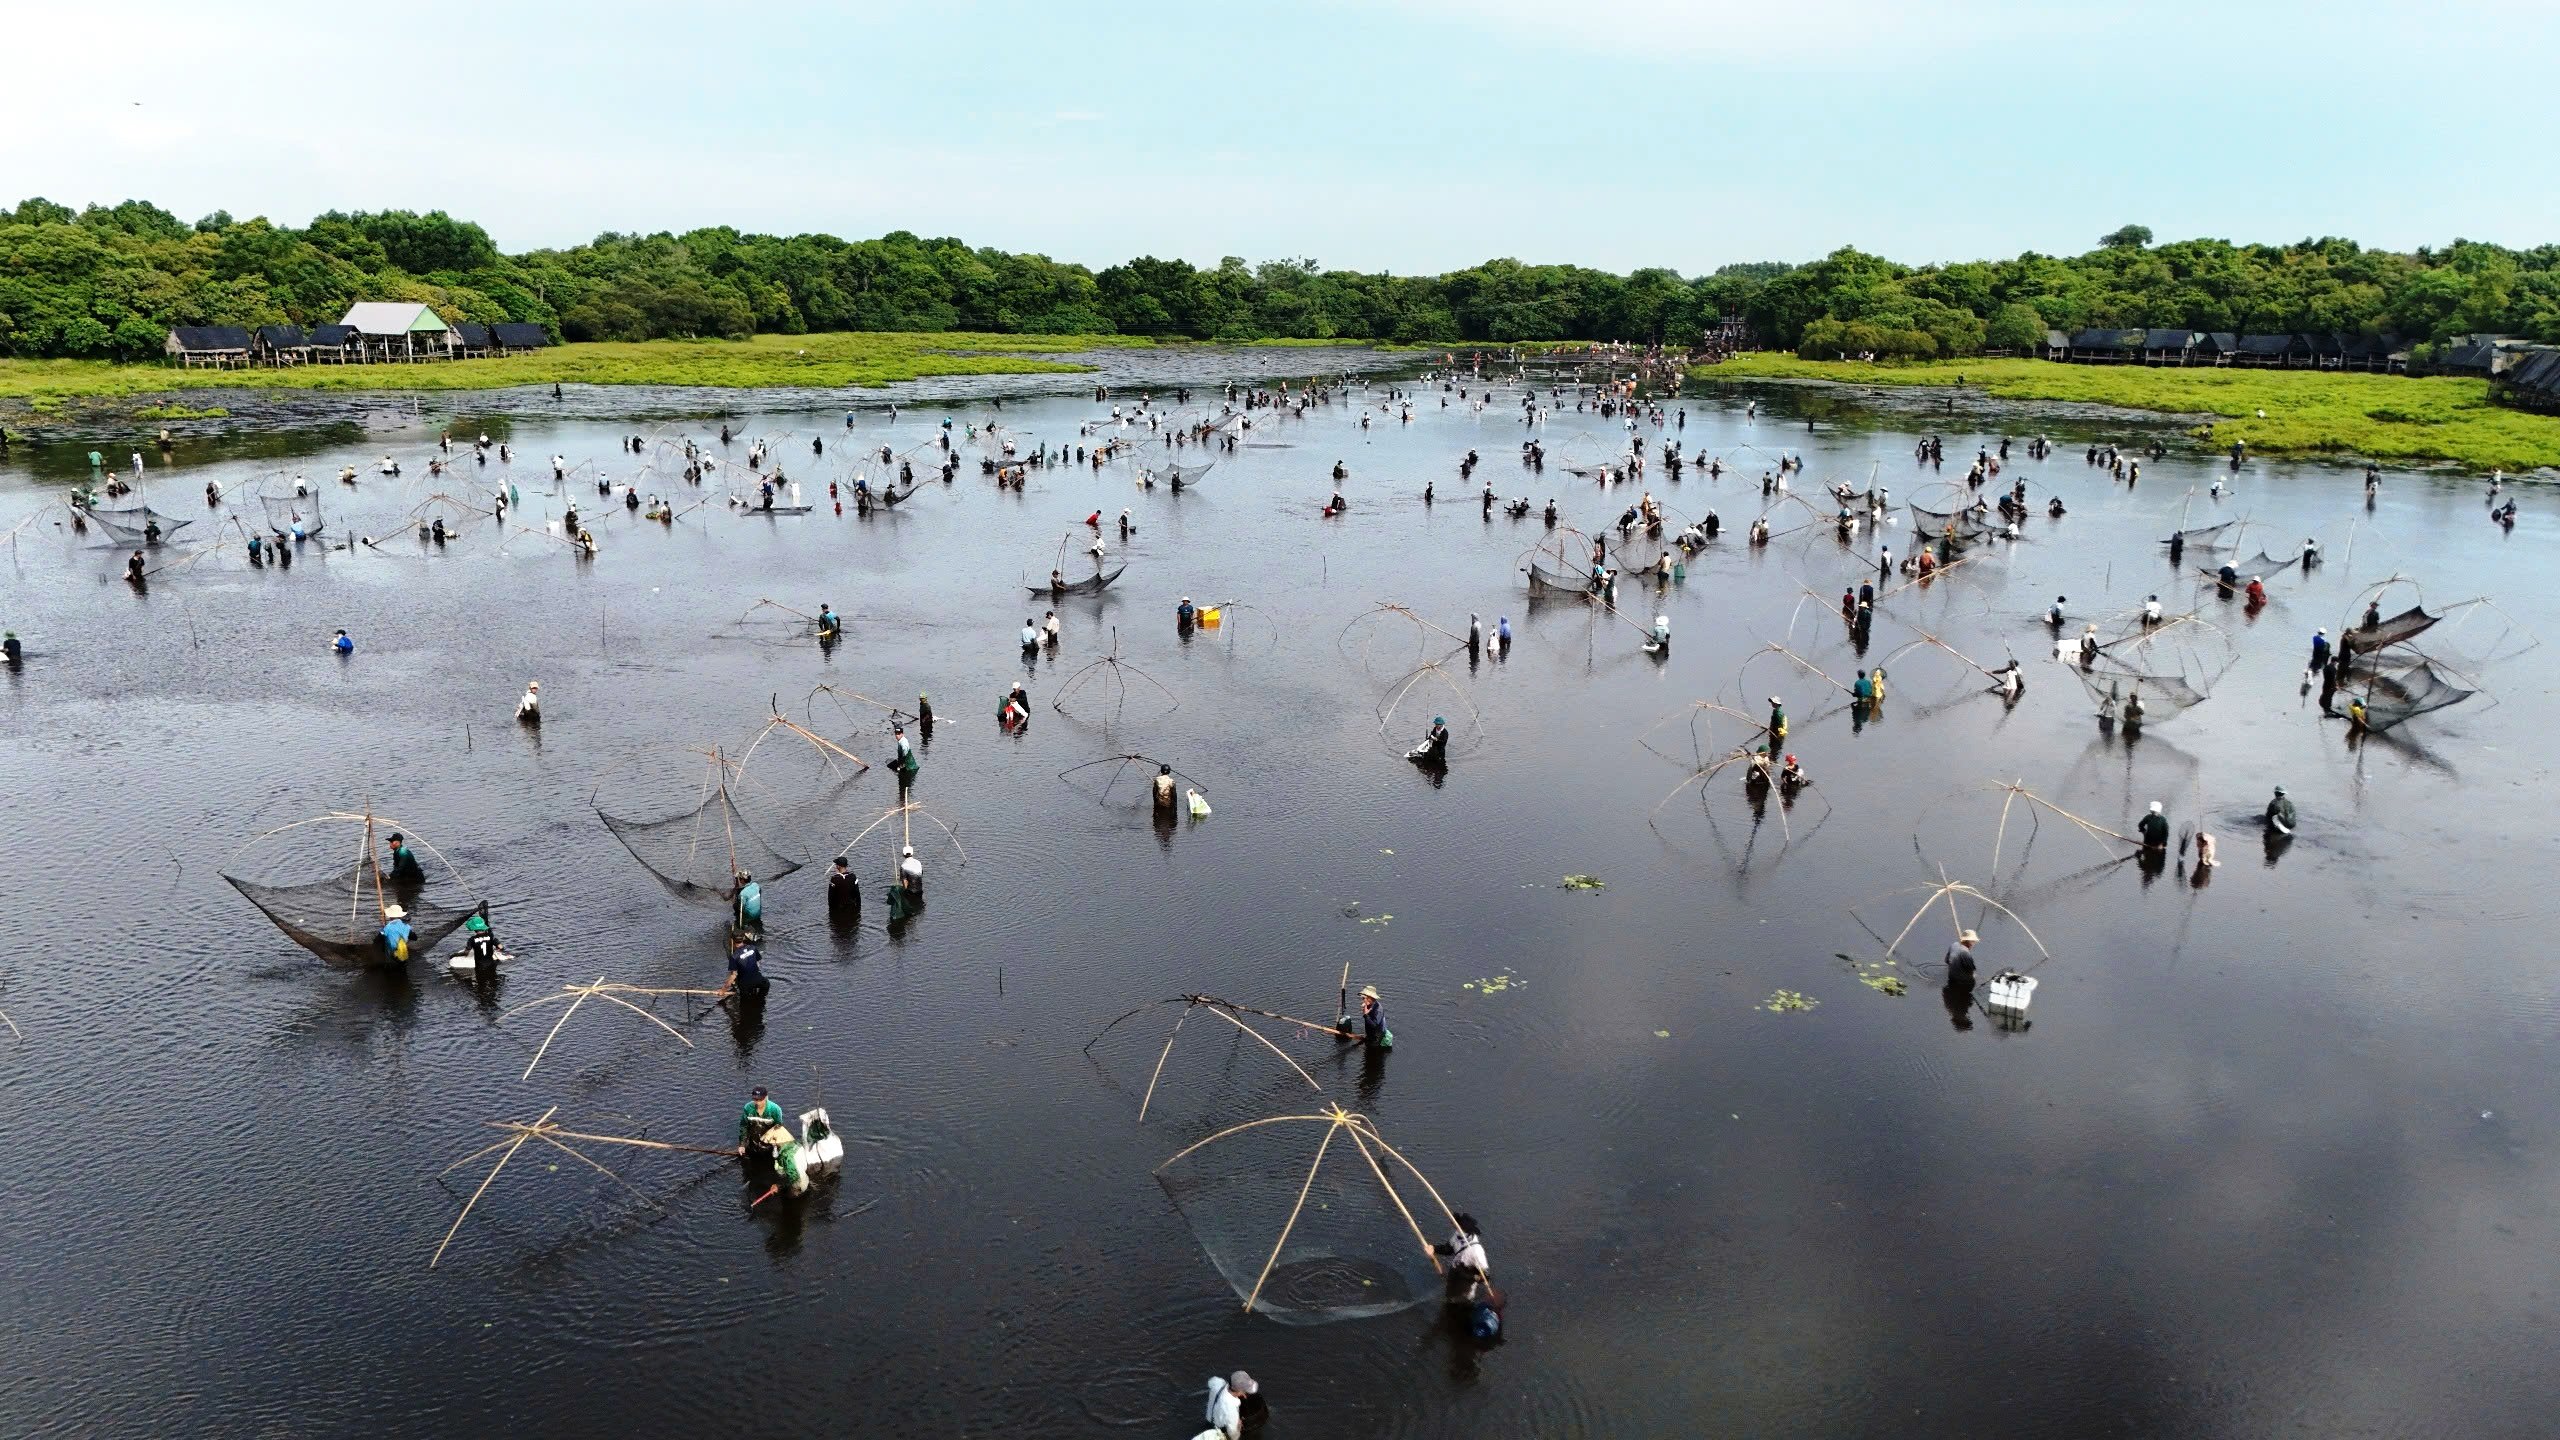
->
[1,349,2555,1438]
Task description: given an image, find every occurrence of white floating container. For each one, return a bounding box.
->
[1985,971,2037,1015]
[798,1107,846,1177]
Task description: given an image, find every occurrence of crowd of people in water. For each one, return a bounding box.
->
[17,337,2528,1428]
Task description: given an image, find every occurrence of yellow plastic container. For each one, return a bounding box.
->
[1200,607,1222,626]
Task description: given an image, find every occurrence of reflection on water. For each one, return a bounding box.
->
[1,351,2557,1437]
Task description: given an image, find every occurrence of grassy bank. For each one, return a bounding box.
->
[0,331,1178,407]
[1691,354,2560,472]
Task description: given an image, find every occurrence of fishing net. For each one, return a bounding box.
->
[1908,501,1996,542]
[592,752,845,903]
[1084,1000,1331,1135]
[227,862,479,966]
[1157,1114,1445,1326]
[1525,560,1600,599]
[1030,564,1126,596]
[598,783,806,903]
[83,504,192,545]
[260,494,326,538]
[2227,551,2301,581]
[2358,662,2475,733]
[2351,604,2440,652]
[221,817,478,966]
[1165,461,1215,484]
[2077,662,2213,719]
[2162,519,2235,550]
[711,602,828,649]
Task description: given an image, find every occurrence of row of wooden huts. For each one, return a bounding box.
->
[2039,328,2414,371]
[162,303,551,368]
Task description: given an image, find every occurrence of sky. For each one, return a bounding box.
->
[7,1,2555,276]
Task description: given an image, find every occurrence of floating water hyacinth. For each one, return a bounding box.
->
[1763,990,1818,1013]
[1561,874,1606,890]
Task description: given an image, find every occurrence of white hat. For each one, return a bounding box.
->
[527,681,539,690]
[901,845,915,857]
[1958,929,1978,945]
[1229,1372,1258,1397]
[383,904,407,919]
[2149,801,2163,814]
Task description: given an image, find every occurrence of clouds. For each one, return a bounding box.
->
[2,4,2553,272]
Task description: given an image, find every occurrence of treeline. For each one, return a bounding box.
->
[1771,226,2560,362]
[0,197,1768,359]
[3,199,2557,362]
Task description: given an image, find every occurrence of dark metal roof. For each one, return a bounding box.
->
[2236,333,2301,356]
[451,321,492,348]
[491,322,551,348]
[2142,329,2196,349]
[2071,328,2137,349]
[308,324,358,346]
[2201,332,2238,350]
[168,325,253,351]
[2306,333,2345,358]
[2500,349,2560,397]
[255,324,308,348]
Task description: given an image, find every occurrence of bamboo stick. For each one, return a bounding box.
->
[1343,1120,1438,1270]
[504,1124,735,1158]
[1200,1006,1322,1092]
[1157,1113,1332,1171]
[1347,1118,1462,1237]
[1137,1004,1193,1123]
[1243,1120,1342,1313]
[433,1104,554,1268]
[521,975,606,1081]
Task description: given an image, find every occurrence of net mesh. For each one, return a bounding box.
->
[2359,663,2475,733]
[84,505,192,545]
[2353,604,2439,652]
[1031,564,1126,595]
[225,860,477,967]
[1157,1117,1444,1326]
[2163,520,2236,549]
[1909,502,1997,542]
[260,494,326,538]
[2227,552,2301,580]
[1525,560,1599,598]
[2078,661,2213,718]
[597,784,806,903]
[1166,462,1215,483]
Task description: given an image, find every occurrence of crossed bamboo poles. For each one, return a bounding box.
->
[1157,1103,1458,1316]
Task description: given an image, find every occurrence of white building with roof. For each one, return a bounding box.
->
[337,302,453,362]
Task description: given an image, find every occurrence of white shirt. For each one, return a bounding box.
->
[898,856,924,882]
[1203,1379,1241,1440]
[1021,626,1039,646]
[1446,1229,1490,1275]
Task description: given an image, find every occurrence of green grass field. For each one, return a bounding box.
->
[0,331,1170,406]
[1691,354,2560,472]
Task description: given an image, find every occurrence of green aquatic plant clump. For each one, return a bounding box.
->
[1689,354,2560,472]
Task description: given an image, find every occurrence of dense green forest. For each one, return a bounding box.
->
[3,199,2556,362]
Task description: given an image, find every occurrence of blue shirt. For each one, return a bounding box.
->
[737,882,762,922]
[730,946,765,984]
[379,918,413,951]
[333,636,353,653]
